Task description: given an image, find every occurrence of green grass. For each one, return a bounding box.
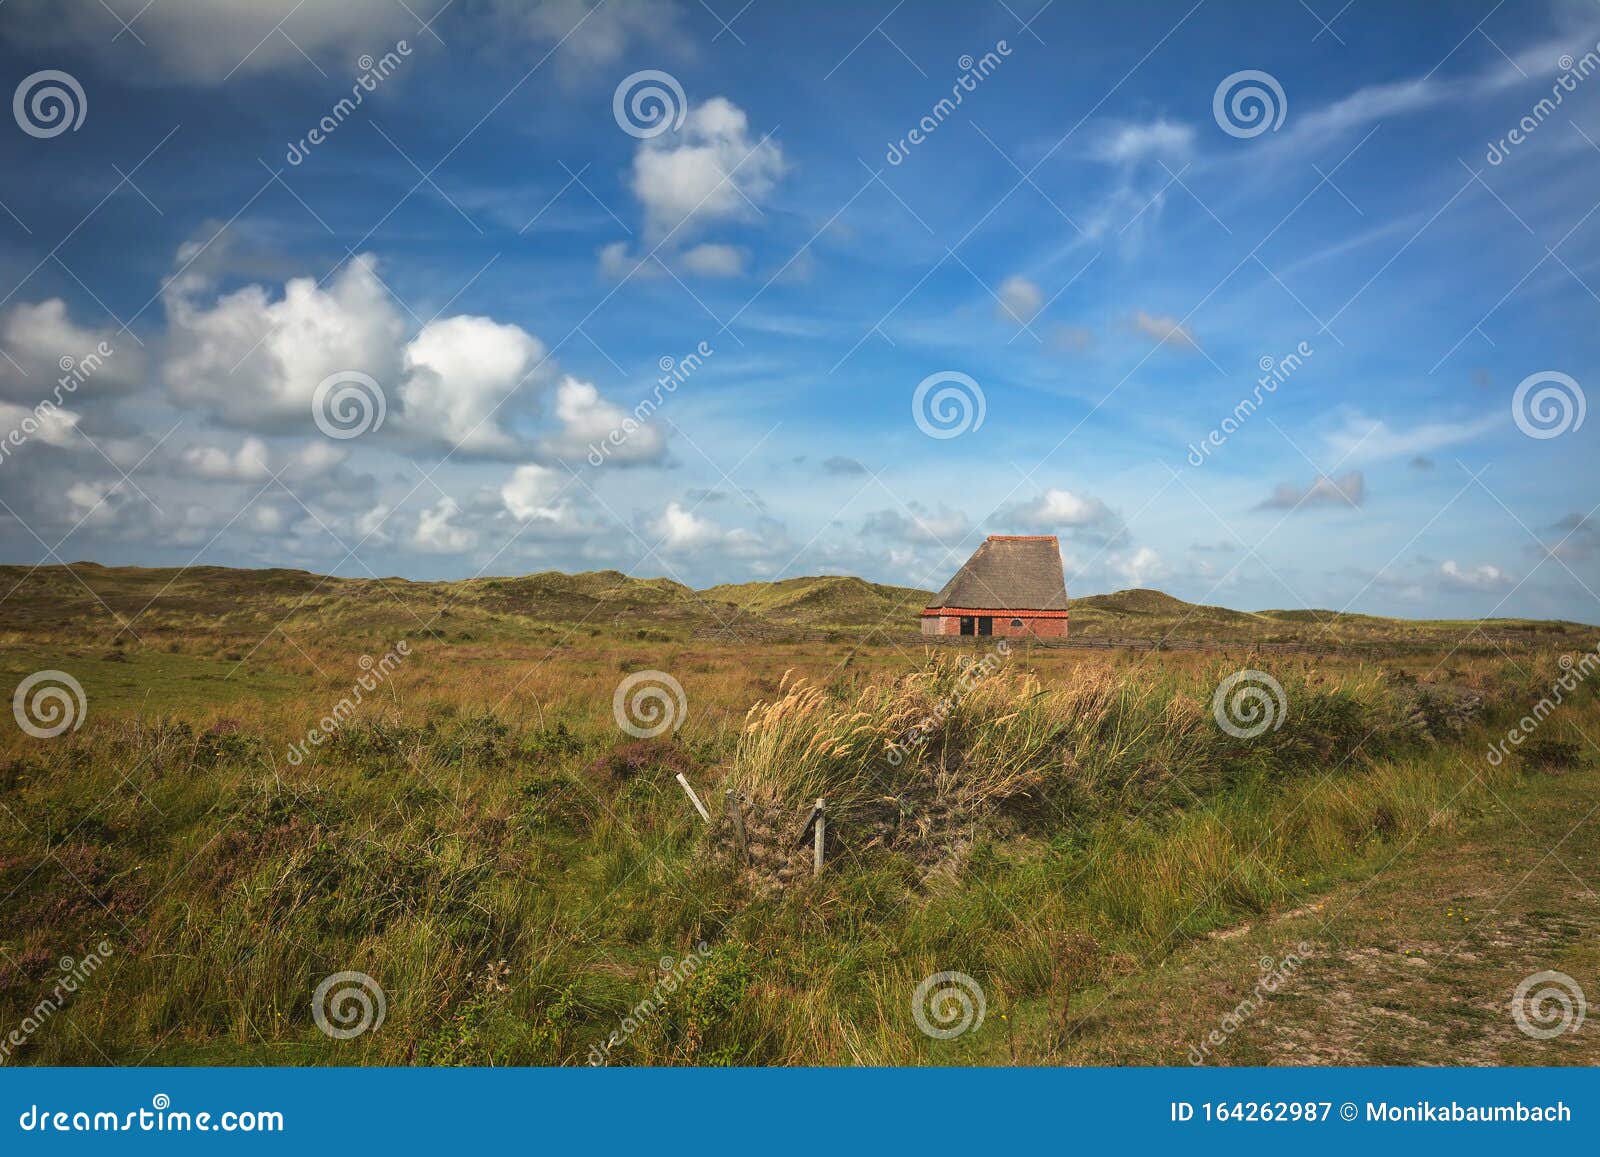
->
[0,563,1595,1066]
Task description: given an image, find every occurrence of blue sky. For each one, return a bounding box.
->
[0,0,1597,622]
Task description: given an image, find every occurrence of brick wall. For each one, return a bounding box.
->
[920,615,1068,638]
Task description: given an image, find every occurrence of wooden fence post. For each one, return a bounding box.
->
[813,797,826,876]
[726,788,748,862]
[676,773,710,822]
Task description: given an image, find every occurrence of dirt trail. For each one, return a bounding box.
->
[1054,766,1600,1065]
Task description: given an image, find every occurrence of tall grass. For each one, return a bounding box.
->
[1,644,1588,1065]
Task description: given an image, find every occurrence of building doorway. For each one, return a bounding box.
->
[977,616,993,636]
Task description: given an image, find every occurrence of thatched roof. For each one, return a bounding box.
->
[924,535,1069,612]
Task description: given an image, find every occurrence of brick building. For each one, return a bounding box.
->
[919,534,1070,639]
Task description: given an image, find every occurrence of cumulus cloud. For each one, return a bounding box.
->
[650,501,737,552]
[996,275,1044,325]
[413,496,478,553]
[0,299,145,402]
[0,399,81,448]
[631,96,786,242]
[163,253,408,430]
[1129,310,1197,349]
[999,488,1123,540]
[500,463,577,525]
[161,252,624,461]
[645,501,777,562]
[538,376,667,466]
[177,437,347,482]
[1111,546,1166,587]
[597,241,639,279]
[679,243,747,277]
[400,314,546,456]
[1258,471,1366,510]
[862,503,970,545]
[1440,559,1514,592]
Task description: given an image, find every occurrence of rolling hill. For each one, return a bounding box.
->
[0,564,1590,649]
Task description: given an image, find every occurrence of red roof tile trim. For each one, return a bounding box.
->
[919,607,1070,618]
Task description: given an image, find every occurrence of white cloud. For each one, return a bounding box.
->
[1095,119,1194,163]
[680,243,747,277]
[160,249,664,467]
[163,253,407,430]
[177,437,347,482]
[0,0,437,84]
[862,503,970,544]
[400,314,546,456]
[1324,412,1498,463]
[631,97,786,241]
[64,480,119,527]
[501,463,569,523]
[413,496,478,553]
[0,299,144,402]
[1289,78,1443,147]
[250,503,291,535]
[1001,488,1121,539]
[539,376,666,466]
[1440,560,1514,592]
[650,501,725,550]
[354,504,394,545]
[180,436,272,481]
[0,399,81,448]
[1112,546,1166,587]
[1129,310,1197,349]
[996,275,1044,325]
[646,501,770,558]
[597,241,639,279]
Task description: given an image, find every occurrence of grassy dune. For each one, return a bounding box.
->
[0,563,1595,1065]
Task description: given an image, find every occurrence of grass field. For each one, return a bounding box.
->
[1,562,1596,1066]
